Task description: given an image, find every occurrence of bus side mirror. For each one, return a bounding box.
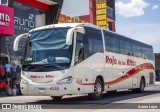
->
[13,33,29,51]
[66,27,85,45]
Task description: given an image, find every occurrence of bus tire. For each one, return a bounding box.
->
[88,78,103,100]
[132,78,145,93]
[51,96,62,100]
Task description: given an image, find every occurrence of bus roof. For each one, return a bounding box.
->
[29,23,100,32]
[29,23,152,48]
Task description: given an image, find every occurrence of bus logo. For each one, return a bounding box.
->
[31,75,54,78]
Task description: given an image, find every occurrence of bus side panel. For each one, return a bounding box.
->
[104,52,133,90]
[104,68,126,91]
[84,70,94,93]
[132,57,143,89]
[73,53,104,94]
[136,59,155,88]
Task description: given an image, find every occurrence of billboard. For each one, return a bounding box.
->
[58,14,87,23]
[96,0,107,29]
[14,7,36,35]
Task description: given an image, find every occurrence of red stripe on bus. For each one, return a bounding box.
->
[104,63,154,86]
[79,63,154,86]
[80,83,95,86]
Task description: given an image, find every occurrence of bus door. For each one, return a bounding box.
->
[73,27,104,94]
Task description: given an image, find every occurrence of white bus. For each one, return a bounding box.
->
[13,23,155,100]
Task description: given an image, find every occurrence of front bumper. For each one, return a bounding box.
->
[20,82,73,96]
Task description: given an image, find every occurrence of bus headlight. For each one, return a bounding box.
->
[56,76,72,84]
[21,79,29,84]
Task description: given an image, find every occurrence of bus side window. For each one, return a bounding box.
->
[75,33,84,65]
[149,48,154,60]
[104,33,119,53]
[83,27,103,58]
[88,36,103,56]
[132,44,143,58]
[120,40,132,56]
[142,47,154,60]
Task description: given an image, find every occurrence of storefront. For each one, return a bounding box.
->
[0,0,63,64]
[0,3,14,65]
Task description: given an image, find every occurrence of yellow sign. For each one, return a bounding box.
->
[96,0,107,29]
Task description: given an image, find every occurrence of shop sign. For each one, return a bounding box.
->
[14,7,36,35]
[0,5,14,36]
[96,0,107,29]
[58,14,87,23]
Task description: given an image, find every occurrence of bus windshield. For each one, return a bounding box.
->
[23,28,73,71]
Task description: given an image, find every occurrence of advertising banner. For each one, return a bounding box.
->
[14,7,36,35]
[96,0,107,29]
[58,14,87,23]
[0,5,14,36]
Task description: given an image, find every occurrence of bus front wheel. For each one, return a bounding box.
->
[88,78,103,100]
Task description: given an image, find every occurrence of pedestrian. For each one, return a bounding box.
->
[5,62,12,86]
[16,65,21,79]
[0,63,5,79]
[12,84,17,96]
[12,63,17,87]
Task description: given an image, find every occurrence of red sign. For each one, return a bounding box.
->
[0,5,14,36]
[106,55,136,66]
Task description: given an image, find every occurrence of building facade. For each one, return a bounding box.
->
[0,0,63,64]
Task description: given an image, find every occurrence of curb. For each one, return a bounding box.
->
[0,95,22,97]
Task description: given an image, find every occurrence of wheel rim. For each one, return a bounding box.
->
[95,82,102,96]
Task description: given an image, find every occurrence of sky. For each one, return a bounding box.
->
[61,0,89,17]
[60,0,160,52]
[115,0,160,53]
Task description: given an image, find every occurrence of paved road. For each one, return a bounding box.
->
[0,82,160,111]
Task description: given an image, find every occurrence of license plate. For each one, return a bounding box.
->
[39,88,45,90]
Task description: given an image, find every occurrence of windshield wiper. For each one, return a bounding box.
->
[37,63,65,70]
[23,64,36,71]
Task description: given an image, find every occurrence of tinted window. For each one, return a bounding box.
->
[75,34,84,65]
[150,48,154,60]
[132,44,142,57]
[104,31,119,53]
[120,40,132,55]
[83,27,103,58]
[142,47,154,60]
